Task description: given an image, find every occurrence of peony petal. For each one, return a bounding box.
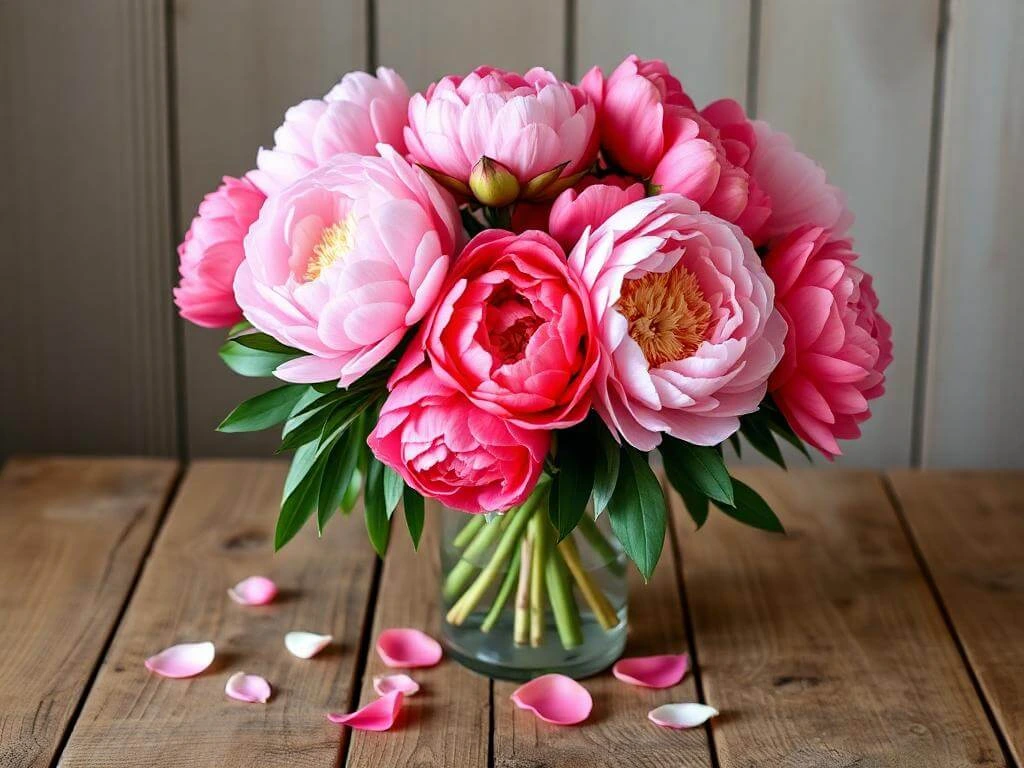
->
[225,672,271,703]
[373,673,420,697]
[144,641,215,678]
[376,628,443,668]
[284,631,333,659]
[510,674,593,725]
[648,702,718,729]
[612,653,689,689]
[327,691,404,731]
[227,576,278,606]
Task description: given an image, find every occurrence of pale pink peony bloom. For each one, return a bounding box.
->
[234,147,460,387]
[174,175,265,328]
[251,68,409,195]
[368,366,549,514]
[548,177,645,251]
[405,66,597,201]
[397,229,599,430]
[765,226,892,457]
[568,194,787,450]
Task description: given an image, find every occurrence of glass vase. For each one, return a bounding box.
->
[438,486,628,681]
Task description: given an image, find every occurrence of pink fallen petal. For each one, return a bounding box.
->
[373,673,420,697]
[144,641,215,678]
[612,653,689,689]
[648,702,718,729]
[376,628,442,668]
[327,691,404,731]
[284,631,333,659]
[225,672,271,703]
[227,575,278,606]
[510,674,593,725]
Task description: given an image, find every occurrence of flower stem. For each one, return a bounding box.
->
[481,545,521,633]
[557,536,620,630]
[513,533,532,645]
[528,509,548,647]
[545,545,583,649]
[452,515,486,549]
[442,512,508,602]
[576,515,626,577]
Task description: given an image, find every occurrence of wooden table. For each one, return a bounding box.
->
[1,457,1021,767]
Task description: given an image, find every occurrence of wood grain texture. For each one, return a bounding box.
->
[59,460,378,767]
[492,492,713,768]
[676,468,1005,767]
[755,0,941,468]
[919,0,1024,468]
[0,0,178,457]
[377,0,566,92]
[173,0,368,457]
[574,0,750,104]
[888,470,1024,765]
[346,506,489,768]
[0,457,178,768]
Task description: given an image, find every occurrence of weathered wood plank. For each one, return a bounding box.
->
[676,468,1005,767]
[888,470,1024,765]
[0,457,178,768]
[346,507,489,768]
[59,460,378,767]
[492,492,713,768]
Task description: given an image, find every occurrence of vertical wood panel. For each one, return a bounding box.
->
[756,0,941,467]
[920,0,1024,468]
[0,0,177,457]
[173,0,368,456]
[574,0,750,105]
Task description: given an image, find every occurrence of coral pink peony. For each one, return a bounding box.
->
[548,177,646,251]
[368,366,549,514]
[234,146,460,387]
[405,67,597,201]
[568,194,786,450]
[398,229,599,430]
[251,68,409,195]
[174,174,265,328]
[765,226,892,457]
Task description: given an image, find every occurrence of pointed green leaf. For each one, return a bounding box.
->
[591,419,620,518]
[218,384,308,433]
[607,445,666,582]
[715,478,785,533]
[548,426,595,541]
[232,332,303,355]
[218,339,299,377]
[364,458,391,557]
[740,413,786,468]
[403,485,425,550]
[383,465,403,519]
[728,432,743,459]
[276,445,327,550]
[341,467,363,514]
[659,437,735,506]
[316,429,362,534]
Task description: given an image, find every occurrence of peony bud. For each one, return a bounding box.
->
[469,156,520,207]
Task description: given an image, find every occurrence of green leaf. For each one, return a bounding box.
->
[590,418,620,518]
[383,465,403,519]
[276,444,327,550]
[218,384,308,433]
[316,428,363,534]
[728,432,742,459]
[218,339,299,377]
[715,478,785,533]
[760,397,812,461]
[232,332,303,355]
[278,403,338,453]
[549,426,595,541]
[227,320,253,338]
[740,412,786,469]
[363,458,391,557]
[607,445,666,582]
[659,437,735,506]
[341,467,362,514]
[460,208,486,236]
[403,485,425,549]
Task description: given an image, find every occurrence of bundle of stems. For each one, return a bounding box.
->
[443,478,624,649]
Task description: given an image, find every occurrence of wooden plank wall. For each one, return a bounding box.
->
[1,0,1020,469]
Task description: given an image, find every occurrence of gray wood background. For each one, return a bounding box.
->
[2,0,1020,468]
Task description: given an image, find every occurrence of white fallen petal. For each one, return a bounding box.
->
[225,672,272,703]
[648,702,719,729]
[373,673,420,697]
[144,641,215,678]
[285,631,333,659]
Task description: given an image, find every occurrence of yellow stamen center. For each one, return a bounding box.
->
[306,213,356,282]
[617,263,712,367]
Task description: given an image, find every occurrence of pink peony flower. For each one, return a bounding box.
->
[765,226,892,457]
[368,366,549,514]
[251,68,409,195]
[548,176,645,251]
[234,146,460,387]
[405,66,597,202]
[568,193,787,450]
[174,174,265,328]
[397,229,599,430]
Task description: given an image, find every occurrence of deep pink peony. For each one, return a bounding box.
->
[368,366,549,514]
[567,193,786,450]
[174,174,265,328]
[234,146,460,387]
[397,229,599,430]
[548,175,645,251]
[405,66,597,201]
[765,226,892,457]
[251,68,409,195]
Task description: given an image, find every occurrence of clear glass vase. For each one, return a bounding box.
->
[439,488,628,680]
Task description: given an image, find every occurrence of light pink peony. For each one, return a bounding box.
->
[397,229,599,430]
[567,193,786,450]
[548,175,645,251]
[251,68,409,195]
[368,366,549,514]
[234,146,460,387]
[765,226,892,457]
[174,174,265,328]
[405,66,597,201]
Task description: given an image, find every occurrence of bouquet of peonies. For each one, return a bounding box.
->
[175,57,891,646]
